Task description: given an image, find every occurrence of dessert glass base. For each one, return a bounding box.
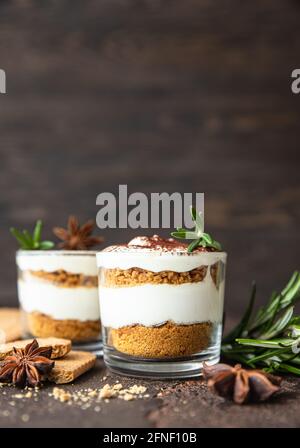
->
[103,323,222,379]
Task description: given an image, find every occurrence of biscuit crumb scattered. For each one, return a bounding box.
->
[99,384,117,399]
[123,393,134,401]
[13,394,24,399]
[52,387,72,402]
[21,414,30,422]
[6,381,150,414]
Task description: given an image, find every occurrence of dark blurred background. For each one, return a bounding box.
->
[0,0,299,330]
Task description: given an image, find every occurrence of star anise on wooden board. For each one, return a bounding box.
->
[0,339,54,388]
[53,216,104,250]
[203,363,282,404]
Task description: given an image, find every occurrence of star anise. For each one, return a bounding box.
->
[203,363,282,404]
[0,339,54,388]
[53,215,104,250]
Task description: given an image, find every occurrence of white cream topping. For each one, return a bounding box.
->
[16,250,98,276]
[97,250,226,272]
[18,277,100,321]
[99,275,225,328]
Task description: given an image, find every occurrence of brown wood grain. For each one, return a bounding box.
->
[0,0,300,317]
[0,0,300,427]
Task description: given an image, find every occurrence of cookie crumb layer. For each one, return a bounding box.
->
[25,311,101,342]
[108,321,213,358]
[24,270,98,288]
[101,265,210,287]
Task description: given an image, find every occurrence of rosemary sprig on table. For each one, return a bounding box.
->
[10,220,54,250]
[171,206,222,252]
[222,271,300,375]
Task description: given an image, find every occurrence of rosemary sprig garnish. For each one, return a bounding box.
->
[222,271,300,375]
[171,206,222,252]
[10,220,54,250]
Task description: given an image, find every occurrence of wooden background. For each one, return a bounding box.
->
[0,0,299,328]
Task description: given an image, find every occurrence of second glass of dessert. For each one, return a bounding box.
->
[13,216,103,353]
[17,251,101,349]
[97,235,227,378]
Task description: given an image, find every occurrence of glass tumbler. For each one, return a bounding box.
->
[97,250,227,378]
[16,250,101,353]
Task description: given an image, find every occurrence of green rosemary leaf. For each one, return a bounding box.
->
[210,239,222,251]
[221,344,256,354]
[236,338,289,349]
[202,233,213,244]
[222,272,300,376]
[257,293,281,336]
[39,241,55,250]
[172,230,199,240]
[249,293,279,331]
[278,363,300,375]
[187,238,201,253]
[176,227,187,233]
[280,272,300,308]
[171,207,222,252]
[222,282,256,343]
[249,273,300,331]
[281,271,299,297]
[33,219,42,244]
[185,231,201,240]
[22,230,34,246]
[249,346,293,364]
[170,231,187,239]
[259,306,294,340]
[278,351,300,365]
[10,221,54,250]
[280,354,300,365]
[10,228,29,249]
[290,317,300,326]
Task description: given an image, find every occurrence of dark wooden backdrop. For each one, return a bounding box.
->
[0,0,299,328]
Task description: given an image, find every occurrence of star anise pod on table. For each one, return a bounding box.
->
[203,363,282,404]
[53,215,104,250]
[0,339,54,388]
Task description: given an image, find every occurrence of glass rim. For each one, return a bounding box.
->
[16,249,98,257]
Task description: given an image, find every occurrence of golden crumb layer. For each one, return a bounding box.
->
[108,321,212,358]
[26,270,98,288]
[25,311,101,342]
[101,266,209,287]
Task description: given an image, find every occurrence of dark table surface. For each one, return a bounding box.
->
[1,358,300,428]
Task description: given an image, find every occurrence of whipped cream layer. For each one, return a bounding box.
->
[97,236,227,272]
[17,250,98,276]
[18,276,100,321]
[100,275,224,328]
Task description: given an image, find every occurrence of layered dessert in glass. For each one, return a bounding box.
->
[97,235,227,378]
[17,251,101,346]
